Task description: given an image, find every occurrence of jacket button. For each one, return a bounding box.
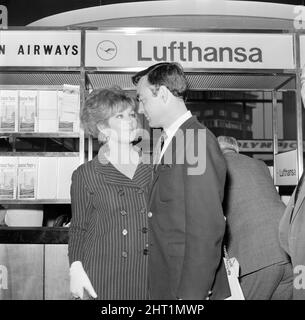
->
[140,208,147,214]
[122,229,128,236]
[147,211,153,218]
[143,249,149,255]
[137,189,144,194]
[206,290,213,299]
[122,251,128,258]
[120,210,127,216]
[142,227,148,234]
[118,189,125,196]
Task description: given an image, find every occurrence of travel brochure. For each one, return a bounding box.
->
[0,90,18,132]
[0,156,79,200]
[0,85,80,133]
[0,157,18,199]
[19,90,37,132]
[58,84,80,132]
[17,157,37,199]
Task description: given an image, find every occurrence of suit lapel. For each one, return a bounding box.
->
[148,116,198,206]
[291,185,305,224]
[155,116,197,169]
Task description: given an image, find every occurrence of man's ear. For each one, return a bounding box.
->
[158,85,169,104]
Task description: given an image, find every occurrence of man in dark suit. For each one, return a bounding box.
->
[132,62,230,300]
[218,136,293,300]
[279,72,305,299]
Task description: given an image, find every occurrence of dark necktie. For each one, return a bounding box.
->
[153,131,167,165]
[160,133,166,150]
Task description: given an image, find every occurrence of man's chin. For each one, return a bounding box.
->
[148,120,156,128]
[147,118,160,128]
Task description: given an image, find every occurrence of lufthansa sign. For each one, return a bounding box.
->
[85,31,295,69]
[274,149,298,186]
[0,31,81,67]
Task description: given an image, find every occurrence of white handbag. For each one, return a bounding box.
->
[223,246,245,300]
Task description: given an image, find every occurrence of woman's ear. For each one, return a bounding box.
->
[97,122,111,143]
[96,121,104,133]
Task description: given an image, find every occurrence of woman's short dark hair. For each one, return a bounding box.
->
[132,62,188,100]
[81,86,138,138]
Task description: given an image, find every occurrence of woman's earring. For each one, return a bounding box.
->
[98,131,110,144]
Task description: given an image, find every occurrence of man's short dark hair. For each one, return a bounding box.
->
[132,62,188,100]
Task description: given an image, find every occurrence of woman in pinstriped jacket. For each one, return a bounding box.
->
[68,87,151,300]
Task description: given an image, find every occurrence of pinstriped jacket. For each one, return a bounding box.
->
[68,154,152,300]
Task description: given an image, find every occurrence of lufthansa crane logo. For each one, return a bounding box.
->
[96,40,118,61]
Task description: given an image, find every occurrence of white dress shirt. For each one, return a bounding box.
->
[158,110,192,164]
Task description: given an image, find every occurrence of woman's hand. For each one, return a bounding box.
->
[69,261,97,299]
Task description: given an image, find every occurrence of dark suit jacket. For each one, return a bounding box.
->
[223,152,289,277]
[279,183,305,299]
[148,116,230,300]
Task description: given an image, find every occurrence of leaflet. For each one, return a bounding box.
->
[0,90,18,132]
[37,157,57,199]
[58,85,80,132]
[19,90,38,132]
[17,157,38,199]
[38,90,58,132]
[0,157,18,199]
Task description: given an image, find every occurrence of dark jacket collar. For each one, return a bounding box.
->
[177,115,198,132]
[158,115,199,168]
[150,116,201,191]
[291,184,305,224]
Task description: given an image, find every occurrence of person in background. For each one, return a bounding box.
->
[68,87,151,300]
[132,62,230,300]
[279,71,305,300]
[279,170,305,300]
[218,135,293,300]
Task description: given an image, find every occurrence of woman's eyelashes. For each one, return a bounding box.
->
[115,112,136,119]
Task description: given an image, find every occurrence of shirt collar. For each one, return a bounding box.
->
[157,111,192,164]
[163,110,192,142]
